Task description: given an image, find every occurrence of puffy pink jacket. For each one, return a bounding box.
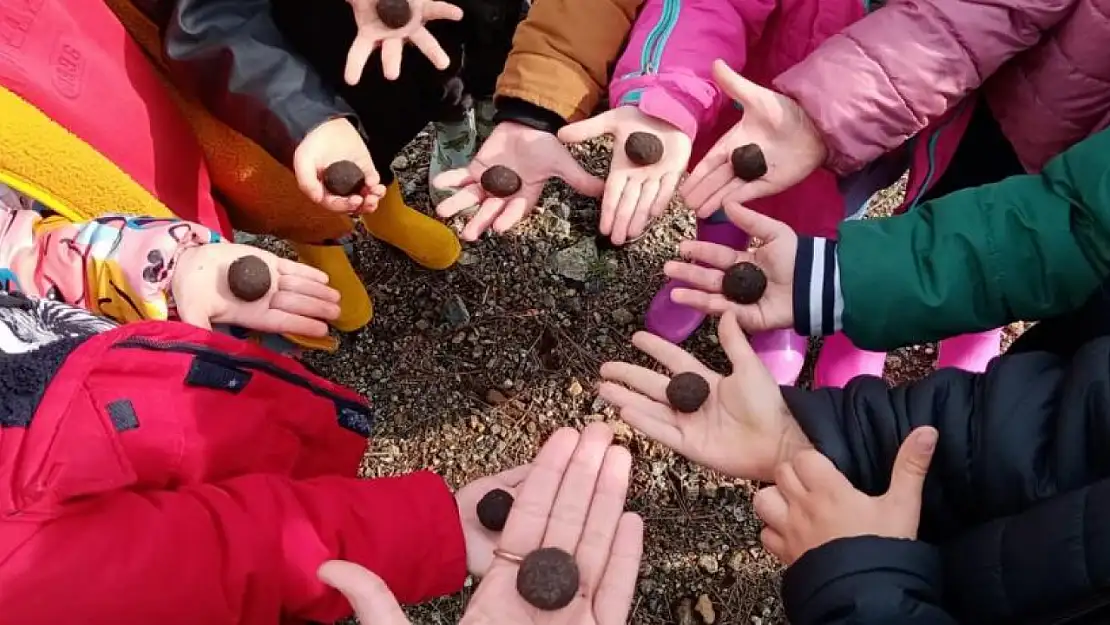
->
[609,0,867,237]
[775,0,1110,176]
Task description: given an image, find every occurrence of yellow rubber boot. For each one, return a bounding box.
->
[290,241,373,332]
[361,180,461,270]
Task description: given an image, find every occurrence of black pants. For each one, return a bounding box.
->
[270,0,525,183]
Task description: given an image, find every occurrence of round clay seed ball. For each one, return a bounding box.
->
[227,255,272,302]
[721,261,767,305]
[730,143,768,181]
[480,165,523,198]
[476,488,514,532]
[624,131,664,166]
[516,547,580,611]
[666,372,710,413]
[375,0,413,29]
[322,160,366,197]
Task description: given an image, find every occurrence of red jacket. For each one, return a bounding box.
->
[0,319,467,624]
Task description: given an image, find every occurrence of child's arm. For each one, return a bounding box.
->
[608,0,774,140]
[164,0,360,165]
[795,126,1110,351]
[0,472,466,625]
[772,0,1079,175]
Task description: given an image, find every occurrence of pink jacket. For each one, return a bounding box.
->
[775,0,1110,176]
[608,0,866,237]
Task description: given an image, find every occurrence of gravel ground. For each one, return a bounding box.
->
[295,130,1025,624]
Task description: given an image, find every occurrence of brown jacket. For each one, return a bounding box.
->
[496,0,644,123]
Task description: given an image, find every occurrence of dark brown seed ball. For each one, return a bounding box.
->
[322,160,366,197]
[375,0,413,29]
[721,261,767,305]
[730,143,768,181]
[480,165,523,198]
[624,131,664,166]
[666,372,710,413]
[516,547,580,611]
[476,488,514,532]
[227,255,272,302]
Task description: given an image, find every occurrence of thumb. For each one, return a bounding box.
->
[886,426,938,506]
[712,59,766,108]
[557,111,614,145]
[173,299,213,331]
[723,202,792,242]
[717,311,760,370]
[318,561,411,625]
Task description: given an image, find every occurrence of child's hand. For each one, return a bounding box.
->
[171,243,341,337]
[665,203,796,332]
[345,0,464,83]
[434,122,605,242]
[558,107,692,245]
[455,463,532,577]
[680,60,827,217]
[294,118,386,214]
[600,312,811,483]
[755,426,938,565]
[317,561,411,624]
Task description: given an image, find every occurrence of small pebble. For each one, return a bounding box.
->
[476,488,514,531]
[226,255,271,302]
[666,372,710,413]
[516,548,580,611]
[481,165,523,197]
[721,262,767,305]
[322,161,365,196]
[624,131,664,166]
[375,0,412,28]
[730,144,768,181]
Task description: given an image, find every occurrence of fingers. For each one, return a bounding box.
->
[752,486,789,529]
[574,446,633,594]
[432,167,476,192]
[344,33,377,86]
[497,427,582,557]
[409,27,451,70]
[318,561,410,625]
[425,0,465,21]
[774,460,808,499]
[175,302,213,331]
[557,112,613,144]
[461,197,507,241]
[275,257,332,284]
[495,463,533,489]
[630,331,710,376]
[592,513,645,625]
[663,262,725,294]
[597,381,682,451]
[723,202,792,242]
[886,426,938,506]
[681,158,731,215]
[294,152,327,205]
[599,174,627,237]
[381,39,404,81]
[270,289,342,323]
[541,423,616,551]
[720,178,779,207]
[610,180,643,246]
[436,184,484,218]
[789,451,849,496]
[717,312,759,370]
[699,178,743,216]
[678,239,744,269]
[759,527,787,562]
[492,195,538,234]
[552,157,606,198]
[251,309,331,337]
[650,173,679,219]
[599,361,670,404]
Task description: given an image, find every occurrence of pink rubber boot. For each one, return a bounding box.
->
[936,329,1003,373]
[644,219,749,344]
[813,332,887,389]
[749,329,808,385]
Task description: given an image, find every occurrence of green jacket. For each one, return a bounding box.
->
[792,127,1110,351]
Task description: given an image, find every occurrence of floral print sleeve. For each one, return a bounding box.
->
[0,185,221,323]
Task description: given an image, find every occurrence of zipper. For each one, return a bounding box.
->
[635,0,680,78]
[112,337,365,408]
[904,99,971,211]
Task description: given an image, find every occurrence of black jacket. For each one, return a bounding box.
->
[779,302,1110,624]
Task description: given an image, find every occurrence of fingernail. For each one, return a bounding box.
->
[915,428,938,454]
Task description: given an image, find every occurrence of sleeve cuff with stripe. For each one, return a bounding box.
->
[793,236,843,337]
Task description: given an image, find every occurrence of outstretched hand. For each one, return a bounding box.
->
[318,561,412,624]
[680,60,827,217]
[600,313,811,482]
[559,107,691,245]
[171,243,341,337]
[665,202,797,332]
[345,0,464,82]
[434,122,604,241]
[755,427,938,565]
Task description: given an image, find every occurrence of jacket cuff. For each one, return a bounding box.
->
[793,236,843,337]
[493,97,566,134]
[783,536,944,625]
[612,81,702,139]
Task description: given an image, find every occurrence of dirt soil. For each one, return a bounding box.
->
[293,131,1025,624]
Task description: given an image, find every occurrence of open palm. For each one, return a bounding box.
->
[600,313,808,482]
[680,60,828,218]
[345,0,464,82]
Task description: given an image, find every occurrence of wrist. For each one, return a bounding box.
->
[792,237,843,337]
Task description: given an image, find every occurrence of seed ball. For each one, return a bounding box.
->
[476,488,514,532]
[624,131,664,166]
[227,255,272,302]
[721,262,767,305]
[516,547,580,611]
[480,165,522,197]
[322,160,366,197]
[375,0,413,29]
[730,143,768,181]
[666,372,710,413]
